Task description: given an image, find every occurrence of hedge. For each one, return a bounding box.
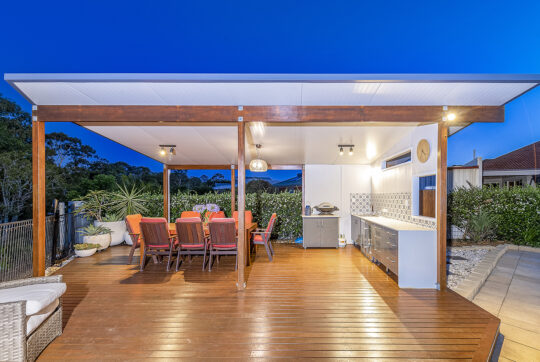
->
[448,186,540,246]
[142,191,302,240]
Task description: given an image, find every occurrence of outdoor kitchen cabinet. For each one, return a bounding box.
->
[352,215,437,288]
[302,215,339,248]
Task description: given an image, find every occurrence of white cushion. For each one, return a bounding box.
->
[25,299,59,335]
[0,283,66,316]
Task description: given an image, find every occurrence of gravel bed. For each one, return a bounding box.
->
[447,246,495,289]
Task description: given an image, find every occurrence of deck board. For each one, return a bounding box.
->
[39,244,499,360]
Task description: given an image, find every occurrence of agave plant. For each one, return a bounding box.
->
[74,190,112,222]
[77,224,111,236]
[465,209,495,243]
[101,212,123,222]
[109,183,148,218]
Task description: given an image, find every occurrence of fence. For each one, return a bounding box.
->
[0,202,89,282]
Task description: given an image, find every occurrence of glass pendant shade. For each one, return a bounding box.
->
[249,158,268,172]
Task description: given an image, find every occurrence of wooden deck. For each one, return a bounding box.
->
[40,244,499,360]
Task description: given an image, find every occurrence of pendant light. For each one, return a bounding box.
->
[249,144,268,172]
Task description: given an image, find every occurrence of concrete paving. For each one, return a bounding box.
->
[473,250,540,361]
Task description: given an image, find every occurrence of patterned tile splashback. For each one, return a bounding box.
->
[350,193,372,214]
[351,192,436,230]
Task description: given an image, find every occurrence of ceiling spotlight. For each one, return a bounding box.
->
[447,113,456,121]
[338,144,354,157]
[159,144,176,158]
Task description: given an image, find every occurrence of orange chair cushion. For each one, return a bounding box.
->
[212,244,236,249]
[126,214,143,235]
[181,211,201,218]
[253,234,264,242]
[180,243,205,249]
[232,211,253,225]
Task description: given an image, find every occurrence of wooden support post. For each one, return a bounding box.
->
[301,165,305,215]
[437,123,448,290]
[237,119,246,290]
[163,165,170,222]
[32,110,46,277]
[231,165,236,216]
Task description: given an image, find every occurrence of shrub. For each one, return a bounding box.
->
[448,186,540,246]
[141,191,302,240]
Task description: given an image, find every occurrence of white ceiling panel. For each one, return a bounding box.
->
[15,82,99,105]
[86,124,416,166]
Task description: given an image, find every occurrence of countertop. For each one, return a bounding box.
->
[302,214,340,218]
[352,215,433,231]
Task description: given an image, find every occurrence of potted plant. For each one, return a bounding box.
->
[73,243,100,257]
[94,213,126,246]
[108,183,149,244]
[78,224,112,251]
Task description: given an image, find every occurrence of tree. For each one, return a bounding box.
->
[0,95,32,154]
[46,132,97,168]
[247,179,275,193]
[0,152,32,222]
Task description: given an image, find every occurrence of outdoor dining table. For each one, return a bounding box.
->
[168,221,258,266]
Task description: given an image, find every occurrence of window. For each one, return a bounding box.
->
[505,180,523,188]
[384,151,411,169]
[418,175,436,218]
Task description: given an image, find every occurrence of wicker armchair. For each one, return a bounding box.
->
[0,275,64,362]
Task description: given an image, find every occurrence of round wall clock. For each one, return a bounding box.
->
[417,139,430,163]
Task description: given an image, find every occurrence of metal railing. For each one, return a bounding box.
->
[0,204,90,282]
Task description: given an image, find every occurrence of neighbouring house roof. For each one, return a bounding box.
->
[273,174,302,188]
[483,141,540,171]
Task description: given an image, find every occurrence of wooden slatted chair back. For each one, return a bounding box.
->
[208,218,237,246]
[175,217,205,246]
[140,218,170,246]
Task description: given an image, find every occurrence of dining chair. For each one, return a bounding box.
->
[139,217,177,272]
[181,211,201,218]
[232,210,253,228]
[208,218,238,271]
[125,214,143,264]
[208,211,225,220]
[252,213,277,261]
[175,217,208,271]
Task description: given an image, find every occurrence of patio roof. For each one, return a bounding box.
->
[5,73,539,106]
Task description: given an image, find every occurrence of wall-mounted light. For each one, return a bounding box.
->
[338,144,354,156]
[442,106,456,122]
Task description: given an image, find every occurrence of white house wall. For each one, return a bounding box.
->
[304,164,371,243]
[370,124,438,229]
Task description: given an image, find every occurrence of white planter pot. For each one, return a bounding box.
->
[75,248,97,257]
[124,231,133,246]
[94,221,126,246]
[83,234,111,251]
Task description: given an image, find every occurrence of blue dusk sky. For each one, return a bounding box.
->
[1,0,539,179]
